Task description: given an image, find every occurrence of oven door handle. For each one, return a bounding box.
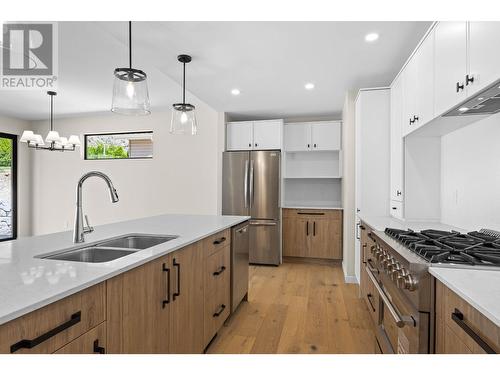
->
[365,266,415,328]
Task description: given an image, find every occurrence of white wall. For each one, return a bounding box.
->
[30,101,221,235]
[341,90,357,283]
[0,114,33,237]
[441,112,500,231]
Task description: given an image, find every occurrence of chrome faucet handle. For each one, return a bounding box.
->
[84,215,94,234]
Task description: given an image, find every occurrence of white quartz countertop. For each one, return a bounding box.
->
[282,205,343,210]
[429,267,500,327]
[0,214,249,325]
[358,214,467,232]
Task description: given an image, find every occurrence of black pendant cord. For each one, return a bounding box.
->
[128,21,132,70]
[182,61,186,105]
[50,93,54,132]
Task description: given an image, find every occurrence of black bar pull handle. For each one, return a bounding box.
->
[93,339,105,354]
[213,304,226,317]
[10,311,82,353]
[451,309,496,354]
[213,265,226,276]
[306,221,309,236]
[313,221,316,236]
[456,82,465,92]
[297,212,325,216]
[162,263,170,308]
[173,258,180,300]
[466,74,474,86]
[213,237,226,245]
[366,293,376,312]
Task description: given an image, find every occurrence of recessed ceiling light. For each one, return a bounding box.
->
[458,107,469,112]
[231,89,240,95]
[305,83,315,90]
[365,33,379,42]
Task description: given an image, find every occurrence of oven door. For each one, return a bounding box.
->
[365,266,426,354]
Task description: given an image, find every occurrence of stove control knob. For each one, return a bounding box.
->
[403,274,418,291]
[389,263,402,280]
[395,269,409,289]
[385,259,396,273]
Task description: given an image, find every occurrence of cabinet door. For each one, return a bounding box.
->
[402,56,417,135]
[434,22,467,116]
[282,216,310,257]
[106,256,170,353]
[415,30,435,128]
[311,122,341,151]
[284,123,311,151]
[390,76,404,202]
[169,242,205,354]
[226,122,253,150]
[468,22,500,96]
[54,322,106,354]
[253,120,282,150]
[309,218,342,259]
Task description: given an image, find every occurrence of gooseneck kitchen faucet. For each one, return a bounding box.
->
[73,171,119,243]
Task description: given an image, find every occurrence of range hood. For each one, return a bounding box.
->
[444,78,500,116]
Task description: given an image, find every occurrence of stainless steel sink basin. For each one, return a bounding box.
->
[37,234,179,263]
[43,246,138,263]
[98,235,178,249]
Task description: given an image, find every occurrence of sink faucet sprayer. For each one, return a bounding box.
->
[73,171,119,243]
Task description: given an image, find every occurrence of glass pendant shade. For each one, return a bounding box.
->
[111,68,151,115]
[170,103,197,135]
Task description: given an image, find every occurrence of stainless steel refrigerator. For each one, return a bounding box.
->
[222,150,281,265]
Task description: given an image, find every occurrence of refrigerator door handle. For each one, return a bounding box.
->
[244,160,249,208]
[249,159,254,208]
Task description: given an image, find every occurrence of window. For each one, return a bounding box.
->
[0,132,17,241]
[84,131,153,160]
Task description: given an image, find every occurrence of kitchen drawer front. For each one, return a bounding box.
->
[205,245,231,297]
[390,200,404,220]
[54,322,106,354]
[437,281,499,354]
[204,247,231,343]
[0,283,105,354]
[204,284,230,344]
[363,268,380,326]
[282,208,342,221]
[205,229,231,257]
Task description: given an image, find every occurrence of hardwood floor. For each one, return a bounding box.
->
[206,262,376,354]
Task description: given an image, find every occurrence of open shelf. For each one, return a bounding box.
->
[283,178,341,208]
[284,150,341,179]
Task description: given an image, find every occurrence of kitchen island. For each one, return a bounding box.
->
[0,214,249,354]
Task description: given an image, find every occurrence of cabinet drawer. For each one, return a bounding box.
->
[205,245,231,297]
[54,322,106,354]
[390,201,404,220]
[204,279,230,344]
[0,283,105,354]
[437,281,499,353]
[205,229,231,257]
[282,208,342,220]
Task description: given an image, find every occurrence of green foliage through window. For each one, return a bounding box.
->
[0,138,13,167]
[87,142,128,159]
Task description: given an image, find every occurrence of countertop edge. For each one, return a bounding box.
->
[0,216,250,326]
[429,268,500,327]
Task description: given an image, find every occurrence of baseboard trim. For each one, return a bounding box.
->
[283,256,342,266]
[344,275,359,284]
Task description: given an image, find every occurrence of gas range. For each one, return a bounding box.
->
[384,228,500,268]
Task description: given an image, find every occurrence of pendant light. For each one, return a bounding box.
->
[20,91,81,152]
[170,54,197,135]
[111,21,150,115]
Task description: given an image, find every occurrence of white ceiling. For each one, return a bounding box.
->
[0,21,431,121]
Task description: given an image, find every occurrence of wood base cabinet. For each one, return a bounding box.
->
[283,208,342,260]
[435,280,499,354]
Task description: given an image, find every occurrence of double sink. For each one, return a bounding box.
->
[36,234,179,263]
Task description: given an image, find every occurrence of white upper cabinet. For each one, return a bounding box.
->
[311,122,341,151]
[415,30,435,128]
[402,56,418,135]
[390,75,404,203]
[284,121,341,151]
[253,120,282,150]
[226,120,282,151]
[468,22,500,96]
[434,22,468,116]
[226,121,253,150]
